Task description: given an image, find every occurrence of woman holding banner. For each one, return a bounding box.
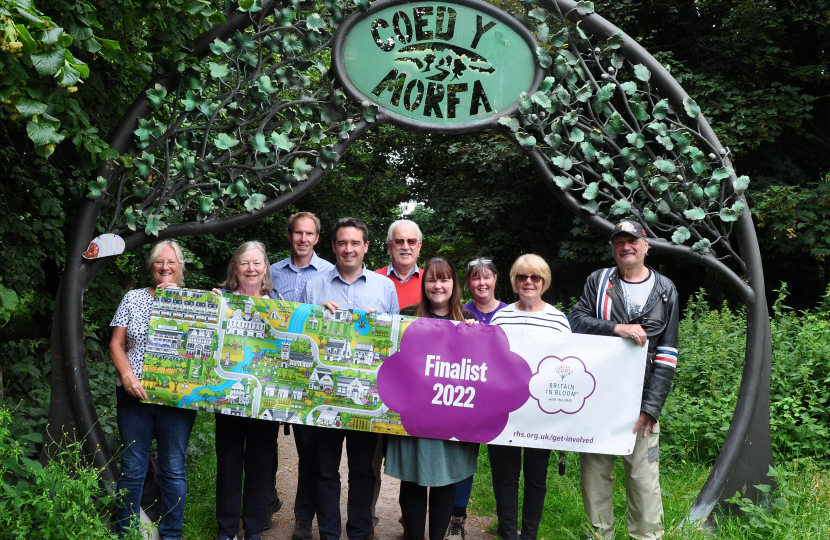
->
[488,254,571,540]
[443,258,509,540]
[212,241,281,540]
[386,256,479,540]
[109,240,197,538]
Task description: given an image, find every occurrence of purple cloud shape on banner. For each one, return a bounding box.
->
[378,318,531,443]
[529,356,596,414]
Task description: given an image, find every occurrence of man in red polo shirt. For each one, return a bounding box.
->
[375,219,423,309]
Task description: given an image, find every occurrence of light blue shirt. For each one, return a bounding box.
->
[270,251,334,302]
[302,264,399,314]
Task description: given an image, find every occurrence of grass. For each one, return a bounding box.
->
[468,447,830,540]
[182,412,218,540]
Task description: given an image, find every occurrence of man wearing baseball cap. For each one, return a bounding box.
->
[568,221,680,540]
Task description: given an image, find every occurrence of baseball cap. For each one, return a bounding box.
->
[610,221,647,240]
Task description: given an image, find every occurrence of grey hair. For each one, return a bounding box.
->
[386,219,423,244]
[146,240,186,287]
[466,257,499,282]
[220,241,273,295]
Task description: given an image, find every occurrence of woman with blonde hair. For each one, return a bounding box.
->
[110,240,195,539]
[488,254,571,540]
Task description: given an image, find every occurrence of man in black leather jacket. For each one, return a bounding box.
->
[569,221,679,540]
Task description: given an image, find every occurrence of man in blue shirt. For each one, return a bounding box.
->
[269,211,334,540]
[302,217,398,540]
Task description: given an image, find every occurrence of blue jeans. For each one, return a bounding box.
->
[454,474,474,509]
[115,386,196,540]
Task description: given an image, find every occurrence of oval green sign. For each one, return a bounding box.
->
[333,0,542,131]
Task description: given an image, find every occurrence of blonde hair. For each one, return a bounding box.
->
[220,241,273,295]
[146,240,185,287]
[509,254,552,294]
[287,212,321,235]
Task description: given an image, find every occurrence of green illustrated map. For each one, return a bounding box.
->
[142,288,417,434]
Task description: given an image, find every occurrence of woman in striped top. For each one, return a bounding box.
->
[488,254,570,540]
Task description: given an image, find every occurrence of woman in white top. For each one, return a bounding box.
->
[488,254,571,540]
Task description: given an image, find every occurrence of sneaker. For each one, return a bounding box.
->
[291,519,313,540]
[444,515,466,540]
[263,495,283,531]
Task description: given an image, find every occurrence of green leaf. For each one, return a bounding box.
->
[498,117,520,132]
[536,23,550,42]
[209,62,229,79]
[135,151,155,176]
[292,157,314,181]
[518,92,533,113]
[652,99,669,120]
[711,167,731,182]
[544,133,562,148]
[684,207,706,220]
[606,32,624,49]
[250,133,270,154]
[692,238,711,253]
[594,83,615,112]
[100,38,120,50]
[656,199,671,214]
[531,91,551,109]
[245,193,267,212]
[27,121,64,148]
[691,150,708,175]
[41,27,64,45]
[583,182,599,200]
[210,38,235,54]
[575,83,593,102]
[624,167,639,187]
[559,49,579,66]
[539,77,556,94]
[605,112,623,138]
[672,227,691,244]
[227,179,248,199]
[649,176,669,192]
[733,175,750,195]
[601,172,619,188]
[580,200,598,214]
[516,132,536,147]
[270,131,294,151]
[576,1,594,13]
[257,75,278,95]
[610,199,631,215]
[569,127,585,143]
[14,97,47,117]
[552,155,573,171]
[633,64,651,82]
[643,208,657,224]
[536,48,552,69]
[683,97,700,118]
[690,183,704,200]
[719,200,745,222]
[598,152,614,170]
[145,215,167,236]
[580,141,597,161]
[214,133,239,150]
[31,47,66,76]
[528,7,547,21]
[57,64,80,86]
[182,91,203,111]
[626,132,645,148]
[704,179,720,199]
[339,119,356,140]
[620,81,638,96]
[629,96,649,121]
[319,146,340,169]
[306,13,327,31]
[362,101,378,123]
[86,176,107,199]
[553,175,573,191]
[146,84,167,109]
[654,159,676,173]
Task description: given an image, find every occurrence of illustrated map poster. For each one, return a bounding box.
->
[142,288,648,454]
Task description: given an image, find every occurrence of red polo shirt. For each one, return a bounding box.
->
[374,265,423,310]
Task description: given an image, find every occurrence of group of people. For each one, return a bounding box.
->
[109,212,678,540]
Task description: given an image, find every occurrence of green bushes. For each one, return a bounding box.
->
[661,285,830,464]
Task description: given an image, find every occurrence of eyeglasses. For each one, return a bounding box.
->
[468,258,492,267]
[237,260,264,269]
[392,238,419,246]
[153,259,179,267]
[516,274,543,284]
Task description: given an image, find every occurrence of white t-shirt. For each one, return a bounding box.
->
[619,269,655,320]
[110,288,154,383]
[490,303,571,333]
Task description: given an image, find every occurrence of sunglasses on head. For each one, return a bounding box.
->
[516,274,543,284]
[468,258,492,267]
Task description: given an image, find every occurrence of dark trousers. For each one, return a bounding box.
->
[313,428,378,540]
[487,444,551,540]
[293,423,316,521]
[399,481,456,540]
[215,413,279,539]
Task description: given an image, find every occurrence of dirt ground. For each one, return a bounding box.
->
[259,430,496,540]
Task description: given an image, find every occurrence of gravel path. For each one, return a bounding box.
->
[259,430,496,540]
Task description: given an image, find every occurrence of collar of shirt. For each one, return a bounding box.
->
[276,251,325,273]
[384,264,420,283]
[331,263,369,284]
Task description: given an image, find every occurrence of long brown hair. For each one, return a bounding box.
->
[414,257,466,321]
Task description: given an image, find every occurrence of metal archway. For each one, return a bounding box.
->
[47,0,772,525]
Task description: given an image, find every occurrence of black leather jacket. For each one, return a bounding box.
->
[568,266,679,420]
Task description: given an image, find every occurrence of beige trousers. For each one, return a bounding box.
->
[580,422,664,540]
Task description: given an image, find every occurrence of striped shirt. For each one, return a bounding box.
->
[270,251,334,302]
[490,303,571,333]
